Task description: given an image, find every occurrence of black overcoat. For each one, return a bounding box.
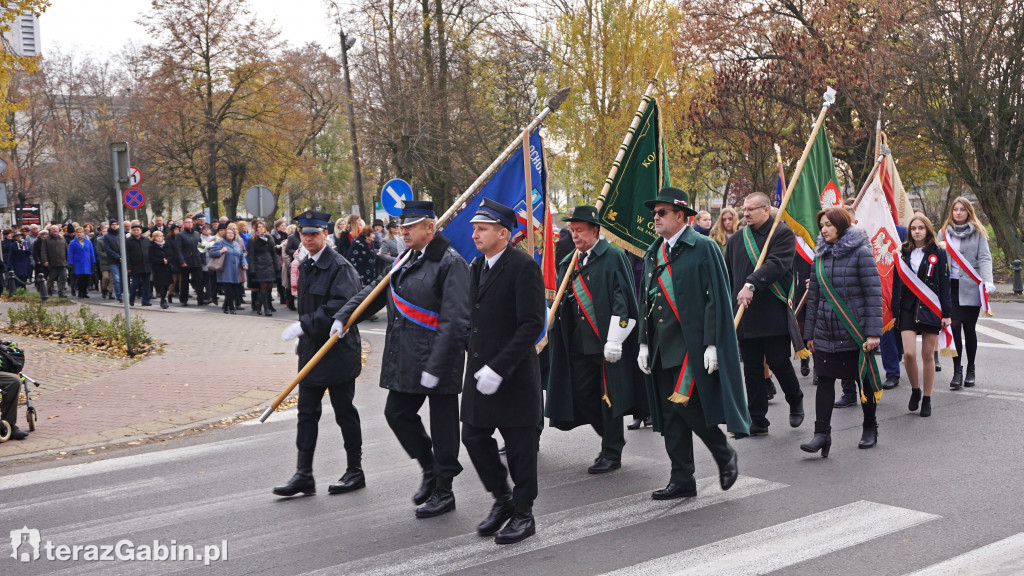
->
[296,245,363,386]
[461,247,545,428]
[724,215,796,339]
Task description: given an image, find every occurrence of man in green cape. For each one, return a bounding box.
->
[547,205,639,475]
[638,188,750,500]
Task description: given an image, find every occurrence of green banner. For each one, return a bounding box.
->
[783,127,839,250]
[598,96,670,255]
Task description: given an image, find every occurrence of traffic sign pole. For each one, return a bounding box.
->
[110,143,134,357]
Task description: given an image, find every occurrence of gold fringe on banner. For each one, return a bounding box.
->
[667,392,691,406]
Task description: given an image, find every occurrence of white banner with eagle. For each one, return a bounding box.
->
[856,171,901,331]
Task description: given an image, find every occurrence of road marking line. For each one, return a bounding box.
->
[904,532,1024,575]
[599,500,938,576]
[975,324,1024,347]
[298,476,787,576]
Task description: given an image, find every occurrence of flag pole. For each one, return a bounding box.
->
[851,154,886,210]
[539,69,662,351]
[523,129,535,258]
[734,87,837,329]
[261,88,570,423]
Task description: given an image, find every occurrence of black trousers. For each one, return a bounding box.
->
[178,266,204,303]
[0,372,21,425]
[739,336,804,428]
[569,352,625,461]
[463,423,538,513]
[384,390,463,481]
[76,274,90,297]
[654,367,733,488]
[296,378,362,458]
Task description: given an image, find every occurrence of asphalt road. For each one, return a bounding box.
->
[4,303,1024,575]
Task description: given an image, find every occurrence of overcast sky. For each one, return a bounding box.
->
[38,0,343,58]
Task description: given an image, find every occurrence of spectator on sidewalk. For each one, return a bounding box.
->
[103,220,125,303]
[24,224,39,250]
[32,229,49,298]
[209,227,247,314]
[174,217,206,306]
[166,223,181,302]
[67,226,97,298]
[347,226,378,287]
[150,230,174,309]
[271,218,289,306]
[41,225,69,298]
[377,221,404,265]
[125,223,153,306]
[200,223,218,306]
[6,231,32,289]
[248,220,277,316]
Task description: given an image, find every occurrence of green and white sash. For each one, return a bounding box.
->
[655,242,696,405]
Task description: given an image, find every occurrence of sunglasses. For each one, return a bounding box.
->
[650,208,680,218]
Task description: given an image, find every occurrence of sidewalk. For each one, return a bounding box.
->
[0,295,315,461]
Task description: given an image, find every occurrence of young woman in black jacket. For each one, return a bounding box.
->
[891,215,951,417]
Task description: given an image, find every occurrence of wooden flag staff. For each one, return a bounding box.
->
[734,87,837,329]
[537,70,662,353]
[261,87,571,423]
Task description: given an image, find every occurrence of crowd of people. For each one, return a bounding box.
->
[0,214,403,316]
[267,188,995,548]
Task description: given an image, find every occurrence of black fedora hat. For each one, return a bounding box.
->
[644,187,699,216]
[561,205,601,227]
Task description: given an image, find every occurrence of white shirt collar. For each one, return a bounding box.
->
[665,225,688,250]
[484,246,507,269]
[308,246,326,263]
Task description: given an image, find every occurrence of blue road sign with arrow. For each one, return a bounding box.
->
[123,188,145,209]
[380,179,412,217]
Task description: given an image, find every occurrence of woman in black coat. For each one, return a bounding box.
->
[800,207,882,457]
[248,220,277,316]
[346,227,378,287]
[891,214,951,417]
[149,230,174,309]
[165,224,182,300]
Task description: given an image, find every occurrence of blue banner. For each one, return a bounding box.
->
[774,173,784,208]
[442,131,547,264]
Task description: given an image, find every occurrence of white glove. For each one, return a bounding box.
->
[704,345,718,374]
[330,319,348,339]
[985,282,996,294]
[604,340,623,363]
[420,372,439,389]
[281,322,304,342]
[474,365,503,395]
[638,344,651,375]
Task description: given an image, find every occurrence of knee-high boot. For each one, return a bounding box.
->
[263,291,273,316]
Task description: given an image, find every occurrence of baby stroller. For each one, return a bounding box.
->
[0,341,36,442]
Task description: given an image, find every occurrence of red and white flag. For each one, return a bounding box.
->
[855,173,901,332]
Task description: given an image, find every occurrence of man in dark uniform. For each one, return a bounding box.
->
[547,205,638,475]
[461,199,545,545]
[334,201,471,518]
[638,187,748,500]
[724,192,804,435]
[274,210,365,497]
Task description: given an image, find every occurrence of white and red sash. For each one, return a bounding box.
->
[895,254,955,353]
[943,231,993,316]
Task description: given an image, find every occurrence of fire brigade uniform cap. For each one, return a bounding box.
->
[398,201,436,227]
[297,210,332,234]
[470,198,517,230]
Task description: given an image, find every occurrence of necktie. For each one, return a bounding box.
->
[581,251,589,267]
[479,262,491,286]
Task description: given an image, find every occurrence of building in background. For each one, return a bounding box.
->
[3,12,41,57]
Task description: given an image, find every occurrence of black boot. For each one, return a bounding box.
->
[413,457,435,505]
[800,422,832,457]
[273,451,315,496]
[160,295,169,309]
[920,396,932,417]
[800,357,810,377]
[789,398,805,428]
[328,451,366,494]
[477,485,515,536]
[950,366,963,390]
[765,377,777,401]
[229,302,236,314]
[415,477,455,518]
[222,300,230,314]
[263,292,273,317]
[859,402,878,448]
[253,291,263,315]
[909,387,922,411]
[964,365,976,387]
[934,350,942,371]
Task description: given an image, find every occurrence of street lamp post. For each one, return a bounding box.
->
[330,1,367,221]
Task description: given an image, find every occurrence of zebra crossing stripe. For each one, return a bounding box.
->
[904,532,1024,575]
[299,476,786,576]
[599,500,938,576]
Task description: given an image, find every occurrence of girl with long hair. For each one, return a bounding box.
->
[709,207,738,253]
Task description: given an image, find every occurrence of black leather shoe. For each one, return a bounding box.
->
[789,400,804,428]
[964,365,976,387]
[858,425,878,448]
[494,512,535,544]
[587,457,621,474]
[328,468,366,494]
[765,378,777,401]
[834,393,857,408]
[413,469,435,505]
[908,387,922,412]
[800,358,810,377]
[477,495,515,536]
[718,452,738,491]
[272,472,315,496]
[627,418,643,430]
[10,427,28,440]
[643,417,652,427]
[651,483,697,500]
[415,488,455,518]
[882,376,900,390]
[800,433,832,457]
[950,368,963,390]
[748,423,769,436]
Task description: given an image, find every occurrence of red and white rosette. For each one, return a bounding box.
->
[895,255,956,355]
[944,230,994,317]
